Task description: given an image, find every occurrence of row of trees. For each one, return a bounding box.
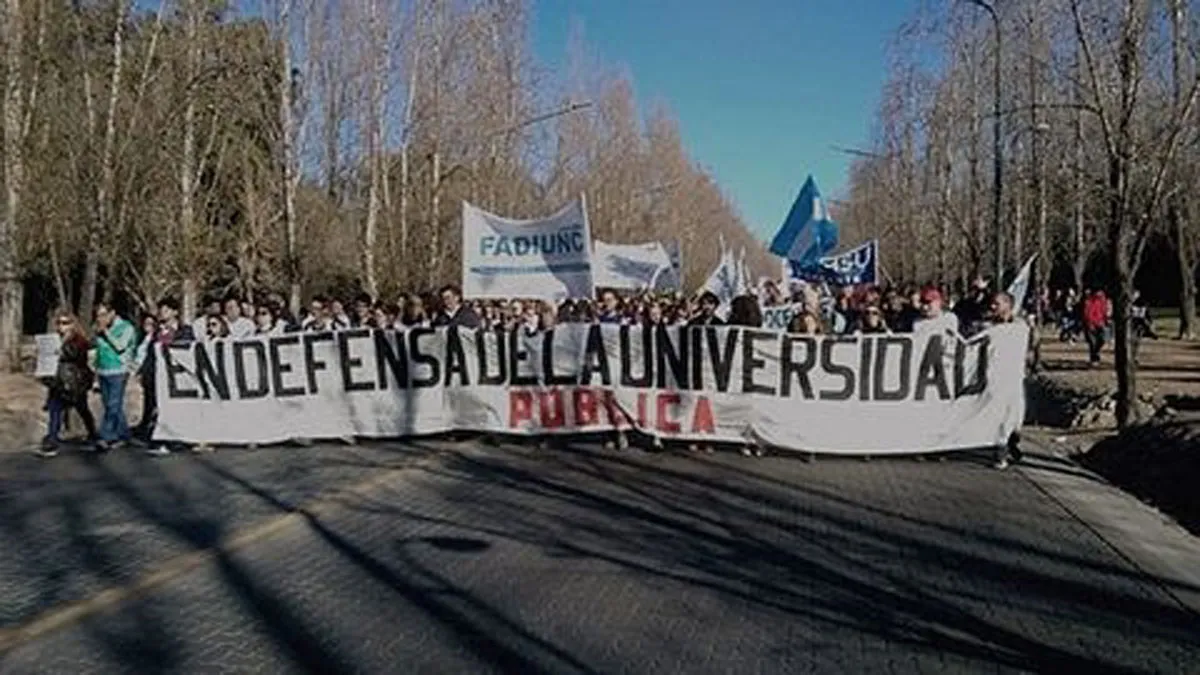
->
[838,0,1200,427]
[0,0,774,371]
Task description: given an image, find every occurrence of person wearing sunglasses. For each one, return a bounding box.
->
[37,311,98,457]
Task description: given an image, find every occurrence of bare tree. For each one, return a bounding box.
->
[0,0,25,370]
[1071,0,1200,426]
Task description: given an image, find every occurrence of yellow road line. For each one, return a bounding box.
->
[0,448,450,654]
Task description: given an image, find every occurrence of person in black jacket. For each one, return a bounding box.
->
[142,298,196,456]
[432,285,481,329]
[688,292,725,326]
[37,310,98,457]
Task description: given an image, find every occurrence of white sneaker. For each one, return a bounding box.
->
[146,445,170,457]
[993,457,1009,470]
[616,432,629,451]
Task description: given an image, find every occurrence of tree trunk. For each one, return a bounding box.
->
[1072,46,1087,291]
[428,150,441,283]
[1175,205,1197,338]
[278,0,301,317]
[361,0,384,299]
[180,0,198,319]
[0,0,24,371]
[80,0,126,328]
[1169,0,1195,338]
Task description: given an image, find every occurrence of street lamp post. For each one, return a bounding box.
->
[964,0,1004,286]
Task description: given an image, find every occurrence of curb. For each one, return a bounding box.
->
[1017,434,1200,622]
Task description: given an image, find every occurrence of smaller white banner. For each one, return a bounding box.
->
[761,304,801,331]
[462,196,595,300]
[593,240,680,291]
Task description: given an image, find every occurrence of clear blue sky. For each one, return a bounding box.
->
[532,0,917,242]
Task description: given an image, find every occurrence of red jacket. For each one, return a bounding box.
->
[1082,293,1108,329]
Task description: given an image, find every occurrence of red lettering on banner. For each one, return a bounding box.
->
[509,391,533,428]
[573,389,599,426]
[691,396,715,434]
[601,390,628,429]
[637,393,648,427]
[538,390,565,428]
[656,392,681,433]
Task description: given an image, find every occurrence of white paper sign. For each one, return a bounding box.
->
[34,333,60,378]
[462,196,595,300]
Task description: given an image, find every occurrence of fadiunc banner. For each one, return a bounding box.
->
[153,323,1028,454]
[461,196,595,300]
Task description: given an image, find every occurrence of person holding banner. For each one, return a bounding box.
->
[984,291,1025,470]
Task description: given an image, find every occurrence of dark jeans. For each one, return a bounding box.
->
[45,396,96,446]
[133,367,157,441]
[98,374,130,442]
[1085,327,1105,363]
[994,431,1024,464]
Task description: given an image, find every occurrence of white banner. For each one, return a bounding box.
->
[154,323,1028,455]
[593,240,680,291]
[462,196,595,300]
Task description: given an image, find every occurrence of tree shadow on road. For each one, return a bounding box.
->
[356,445,1200,673]
[2,440,1199,674]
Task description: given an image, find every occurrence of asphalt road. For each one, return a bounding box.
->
[0,438,1197,674]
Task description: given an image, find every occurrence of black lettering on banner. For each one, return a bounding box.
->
[195,341,230,400]
[338,329,377,392]
[476,328,507,386]
[508,329,538,387]
[955,335,990,397]
[779,336,816,399]
[690,327,704,389]
[303,332,334,394]
[164,345,198,399]
[819,337,856,401]
[705,327,737,393]
[619,325,652,388]
[914,335,951,401]
[872,337,912,401]
[741,329,776,396]
[408,327,441,388]
[374,330,408,389]
[655,325,689,390]
[443,327,471,387]
[270,335,307,397]
[858,336,873,400]
[541,329,577,386]
[579,324,611,386]
[233,341,269,399]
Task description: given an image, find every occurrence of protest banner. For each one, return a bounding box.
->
[154,323,1027,455]
[787,240,879,287]
[462,195,595,300]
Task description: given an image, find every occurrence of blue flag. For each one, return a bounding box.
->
[769,175,839,265]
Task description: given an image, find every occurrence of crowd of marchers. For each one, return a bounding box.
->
[36,276,1031,467]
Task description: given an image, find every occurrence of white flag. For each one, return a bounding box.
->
[1007,254,1037,317]
[592,240,679,291]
